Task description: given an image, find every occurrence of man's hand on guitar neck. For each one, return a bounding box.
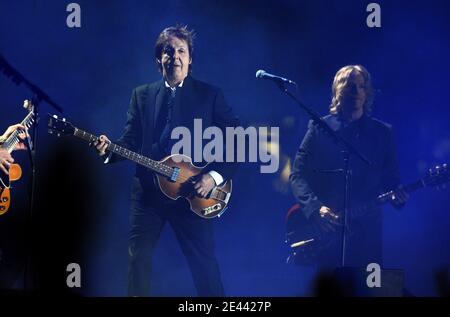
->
[92,135,111,156]
[0,124,28,150]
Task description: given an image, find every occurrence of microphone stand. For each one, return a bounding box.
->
[0,53,63,291]
[272,80,371,267]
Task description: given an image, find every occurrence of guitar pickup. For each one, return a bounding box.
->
[170,167,180,182]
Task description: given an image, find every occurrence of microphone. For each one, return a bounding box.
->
[255,69,297,86]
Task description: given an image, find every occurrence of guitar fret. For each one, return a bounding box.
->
[105,142,172,177]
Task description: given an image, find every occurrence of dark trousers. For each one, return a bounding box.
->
[127,192,224,297]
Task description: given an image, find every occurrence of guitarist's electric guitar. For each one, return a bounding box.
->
[285,164,449,264]
[0,100,34,215]
[47,115,232,219]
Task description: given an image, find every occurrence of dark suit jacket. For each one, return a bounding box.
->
[290,114,401,219]
[289,114,401,265]
[110,75,240,202]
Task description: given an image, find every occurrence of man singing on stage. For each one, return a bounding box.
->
[93,25,239,296]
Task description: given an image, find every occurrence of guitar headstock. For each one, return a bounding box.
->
[47,114,75,137]
[424,164,449,190]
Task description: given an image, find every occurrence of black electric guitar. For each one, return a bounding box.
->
[0,100,34,215]
[285,164,449,264]
[47,115,232,219]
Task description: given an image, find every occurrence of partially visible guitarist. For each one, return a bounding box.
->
[0,124,27,175]
[290,65,408,267]
[93,25,239,296]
